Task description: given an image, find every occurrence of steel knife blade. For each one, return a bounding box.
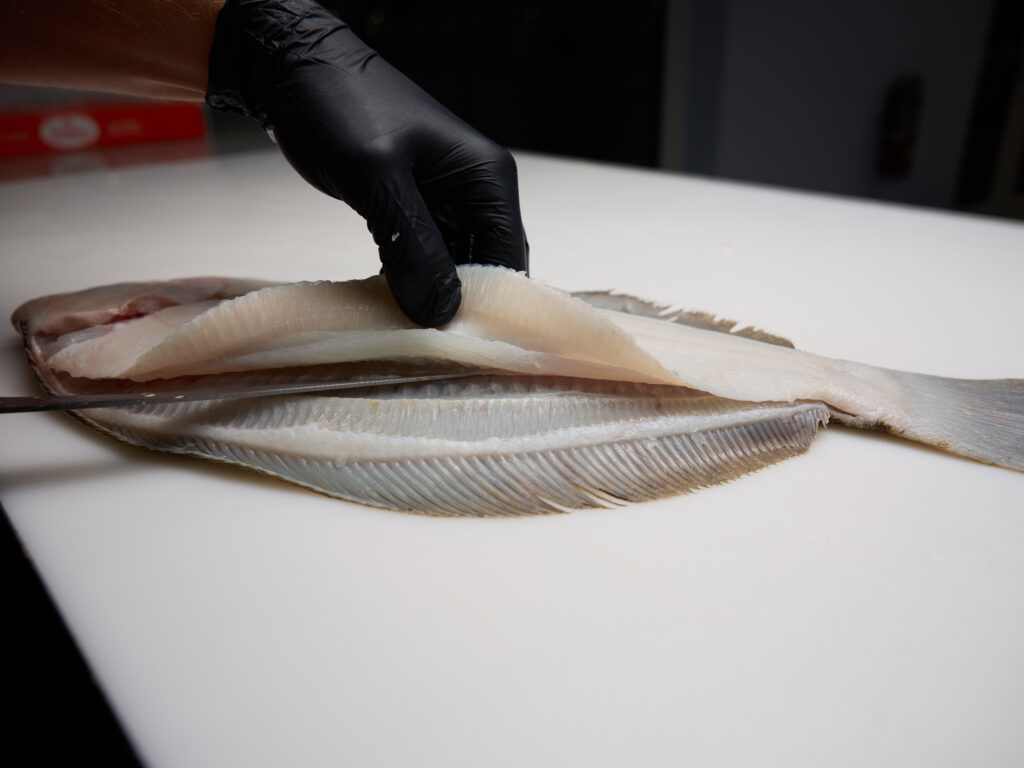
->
[0,372,481,414]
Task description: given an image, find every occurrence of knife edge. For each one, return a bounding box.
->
[0,372,482,414]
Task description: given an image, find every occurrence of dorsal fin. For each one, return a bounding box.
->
[573,291,795,349]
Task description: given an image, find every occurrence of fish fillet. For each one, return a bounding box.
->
[11,266,1024,515]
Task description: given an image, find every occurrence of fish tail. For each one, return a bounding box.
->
[879,373,1024,471]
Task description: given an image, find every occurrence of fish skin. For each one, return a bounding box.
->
[11,266,1024,515]
[18,369,833,516]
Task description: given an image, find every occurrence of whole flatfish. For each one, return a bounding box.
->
[11,266,1023,515]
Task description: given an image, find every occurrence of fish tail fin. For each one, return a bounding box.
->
[871,373,1024,471]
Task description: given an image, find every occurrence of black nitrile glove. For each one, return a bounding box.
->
[206,0,528,326]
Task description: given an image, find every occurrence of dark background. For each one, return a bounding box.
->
[327,0,668,167]
[307,0,1023,218]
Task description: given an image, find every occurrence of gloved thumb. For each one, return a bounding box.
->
[370,181,462,327]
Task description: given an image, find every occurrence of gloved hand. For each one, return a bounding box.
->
[206,0,528,326]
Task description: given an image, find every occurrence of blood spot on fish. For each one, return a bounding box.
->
[109,311,147,323]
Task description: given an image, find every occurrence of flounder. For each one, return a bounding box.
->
[12,266,1023,515]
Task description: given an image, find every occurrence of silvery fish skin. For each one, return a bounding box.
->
[11,266,1024,516]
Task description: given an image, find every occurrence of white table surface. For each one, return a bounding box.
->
[2,150,1022,767]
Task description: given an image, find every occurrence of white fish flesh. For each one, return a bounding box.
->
[12,266,1024,515]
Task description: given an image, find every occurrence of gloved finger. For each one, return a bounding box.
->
[434,215,528,274]
[461,145,527,272]
[433,221,528,273]
[368,177,462,327]
[422,144,529,274]
[464,221,529,274]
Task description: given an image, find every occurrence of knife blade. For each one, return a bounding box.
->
[0,372,481,414]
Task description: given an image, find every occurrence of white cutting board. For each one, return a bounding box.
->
[1,150,1023,767]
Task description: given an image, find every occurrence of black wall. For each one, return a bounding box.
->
[326,1,668,167]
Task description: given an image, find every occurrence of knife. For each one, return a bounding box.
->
[0,372,481,414]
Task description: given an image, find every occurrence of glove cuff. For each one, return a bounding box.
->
[206,0,256,119]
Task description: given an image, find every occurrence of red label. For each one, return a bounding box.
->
[0,101,207,158]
